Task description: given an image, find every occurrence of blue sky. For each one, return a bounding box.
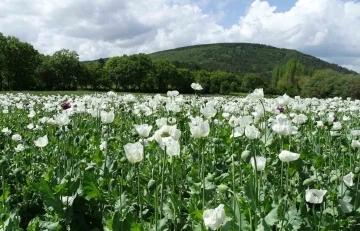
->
[0,0,359,72]
[201,0,298,28]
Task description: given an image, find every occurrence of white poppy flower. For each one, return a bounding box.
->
[245,125,261,139]
[124,142,144,164]
[61,195,76,206]
[191,83,203,91]
[246,88,264,101]
[189,117,210,139]
[15,144,25,152]
[230,126,245,138]
[305,189,327,204]
[343,172,354,187]
[352,140,360,148]
[1,127,11,136]
[203,204,226,230]
[134,124,152,138]
[164,138,180,157]
[201,105,217,119]
[278,150,300,163]
[100,111,115,124]
[250,156,266,171]
[53,113,70,126]
[34,135,49,148]
[12,134,22,141]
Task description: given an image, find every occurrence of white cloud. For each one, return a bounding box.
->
[0,0,359,72]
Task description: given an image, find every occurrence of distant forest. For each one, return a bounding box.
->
[1,33,360,98]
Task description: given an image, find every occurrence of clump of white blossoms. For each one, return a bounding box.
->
[167,90,179,97]
[272,114,296,136]
[151,124,181,156]
[2,127,11,136]
[246,88,264,101]
[276,93,291,106]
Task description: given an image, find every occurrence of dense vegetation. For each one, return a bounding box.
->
[3,91,360,230]
[1,33,360,98]
[149,43,355,75]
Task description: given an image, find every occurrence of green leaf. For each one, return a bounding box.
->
[83,171,101,199]
[0,182,10,204]
[162,203,173,220]
[264,205,278,226]
[27,217,41,231]
[39,221,59,231]
[1,212,16,231]
[111,211,133,231]
[205,177,215,190]
[244,175,256,210]
[339,199,353,213]
[230,196,250,230]
[38,180,63,215]
[115,192,128,211]
[130,223,142,231]
[284,206,302,231]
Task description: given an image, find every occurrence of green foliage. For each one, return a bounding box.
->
[1,34,360,98]
[301,69,360,99]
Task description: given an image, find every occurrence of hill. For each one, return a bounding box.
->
[148,43,356,75]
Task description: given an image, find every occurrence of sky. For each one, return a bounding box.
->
[0,0,360,72]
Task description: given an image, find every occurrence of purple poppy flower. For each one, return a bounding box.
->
[333,116,338,122]
[277,107,285,113]
[61,102,71,110]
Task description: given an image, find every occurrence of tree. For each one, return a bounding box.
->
[194,70,211,93]
[84,61,108,90]
[151,59,177,92]
[241,73,263,92]
[2,36,40,90]
[104,56,129,90]
[129,54,152,90]
[35,55,55,90]
[49,49,82,90]
[174,68,194,93]
[0,33,6,90]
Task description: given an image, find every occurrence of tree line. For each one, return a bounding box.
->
[1,33,360,98]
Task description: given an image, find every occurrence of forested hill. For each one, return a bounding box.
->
[148,43,356,75]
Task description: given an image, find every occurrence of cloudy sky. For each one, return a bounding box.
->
[1,0,360,72]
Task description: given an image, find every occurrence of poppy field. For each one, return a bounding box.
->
[1,86,360,230]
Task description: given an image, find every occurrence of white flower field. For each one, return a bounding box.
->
[1,87,360,230]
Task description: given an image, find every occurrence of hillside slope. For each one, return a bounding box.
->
[148,43,355,74]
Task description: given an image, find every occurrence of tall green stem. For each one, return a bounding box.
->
[201,139,205,210]
[137,164,142,222]
[160,147,166,218]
